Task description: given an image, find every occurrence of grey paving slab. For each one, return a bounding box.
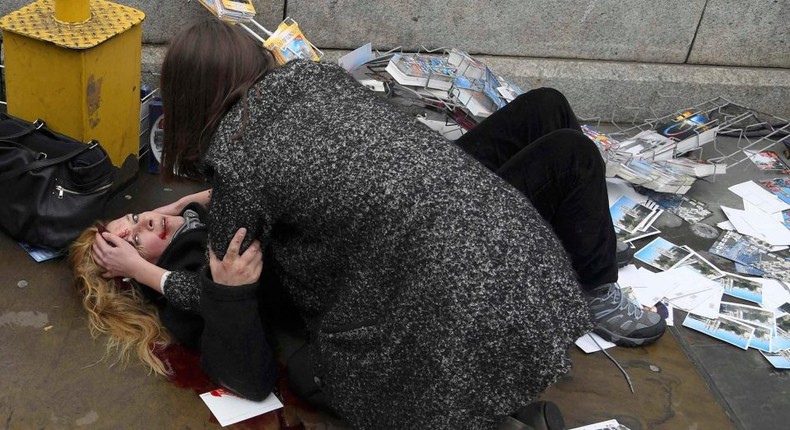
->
[614,132,790,430]
[689,0,790,69]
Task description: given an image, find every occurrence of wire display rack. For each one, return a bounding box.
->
[583,94,790,170]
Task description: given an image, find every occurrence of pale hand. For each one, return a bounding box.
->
[92,231,147,279]
[209,228,263,286]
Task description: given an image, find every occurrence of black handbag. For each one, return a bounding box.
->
[0,112,116,250]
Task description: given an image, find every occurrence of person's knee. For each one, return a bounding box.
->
[516,87,569,109]
[544,129,605,172]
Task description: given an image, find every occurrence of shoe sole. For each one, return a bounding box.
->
[593,323,666,347]
[511,400,565,430]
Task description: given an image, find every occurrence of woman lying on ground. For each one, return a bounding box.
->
[69,199,276,399]
[91,18,665,430]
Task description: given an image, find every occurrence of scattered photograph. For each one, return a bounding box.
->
[759,178,790,205]
[610,195,658,233]
[615,225,661,243]
[18,242,66,262]
[734,262,764,277]
[718,272,764,304]
[744,149,790,173]
[569,419,632,430]
[779,302,790,314]
[682,313,755,350]
[719,302,775,329]
[676,250,726,280]
[761,350,790,369]
[709,230,772,272]
[743,321,772,352]
[644,191,713,224]
[635,237,694,271]
[772,314,790,351]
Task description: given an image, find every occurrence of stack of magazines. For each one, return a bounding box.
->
[197,0,256,23]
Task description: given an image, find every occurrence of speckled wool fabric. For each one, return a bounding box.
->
[201,60,594,429]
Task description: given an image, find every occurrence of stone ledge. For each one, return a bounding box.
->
[142,45,790,122]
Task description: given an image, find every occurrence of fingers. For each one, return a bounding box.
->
[208,235,263,286]
[226,228,247,259]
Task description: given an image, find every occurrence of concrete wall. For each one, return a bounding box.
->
[1,0,789,121]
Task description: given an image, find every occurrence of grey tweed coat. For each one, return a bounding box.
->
[197,60,593,429]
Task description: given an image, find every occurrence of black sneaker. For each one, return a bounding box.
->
[587,282,666,347]
[498,401,565,430]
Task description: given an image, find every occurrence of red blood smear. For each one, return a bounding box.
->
[154,344,295,429]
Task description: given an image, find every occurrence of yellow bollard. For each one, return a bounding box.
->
[55,0,90,23]
[0,0,145,167]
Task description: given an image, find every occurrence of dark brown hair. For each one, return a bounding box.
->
[159,18,276,181]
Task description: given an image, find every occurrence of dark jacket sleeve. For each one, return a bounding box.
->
[199,266,277,401]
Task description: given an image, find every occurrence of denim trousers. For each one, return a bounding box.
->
[455,87,618,290]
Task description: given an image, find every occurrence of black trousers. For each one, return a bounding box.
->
[455,87,617,290]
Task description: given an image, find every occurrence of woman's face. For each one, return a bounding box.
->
[105,211,185,262]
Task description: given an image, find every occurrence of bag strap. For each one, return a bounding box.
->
[0,118,46,141]
[0,141,100,183]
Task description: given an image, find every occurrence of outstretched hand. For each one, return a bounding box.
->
[209,228,263,286]
[92,231,146,279]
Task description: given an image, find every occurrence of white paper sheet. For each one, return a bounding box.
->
[199,389,283,427]
[575,332,617,353]
[729,181,790,215]
[721,206,790,246]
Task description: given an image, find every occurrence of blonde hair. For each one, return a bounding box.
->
[69,224,172,376]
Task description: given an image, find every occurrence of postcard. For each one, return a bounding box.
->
[742,321,772,352]
[721,205,790,247]
[709,230,771,270]
[675,250,726,280]
[634,237,694,271]
[199,388,283,427]
[615,225,661,243]
[760,350,790,369]
[676,287,723,320]
[718,272,763,304]
[728,181,790,215]
[18,242,66,262]
[575,332,616,353]
[771,314,790,351]
[734,262,763,277]
[682,313,754,350]
[635,265,720,317]
[719,302,775,329]
[610,195,658,233]
[759,178,790,205]
[761,278,790,312]
[642,190,712,224]
[569,419,632,430]
[744,149,790,173]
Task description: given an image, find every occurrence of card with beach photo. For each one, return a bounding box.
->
[717,272,763,304]
[719,302,775,330]
[682,313,755,350]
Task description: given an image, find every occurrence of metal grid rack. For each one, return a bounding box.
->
[583,94,790,171]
